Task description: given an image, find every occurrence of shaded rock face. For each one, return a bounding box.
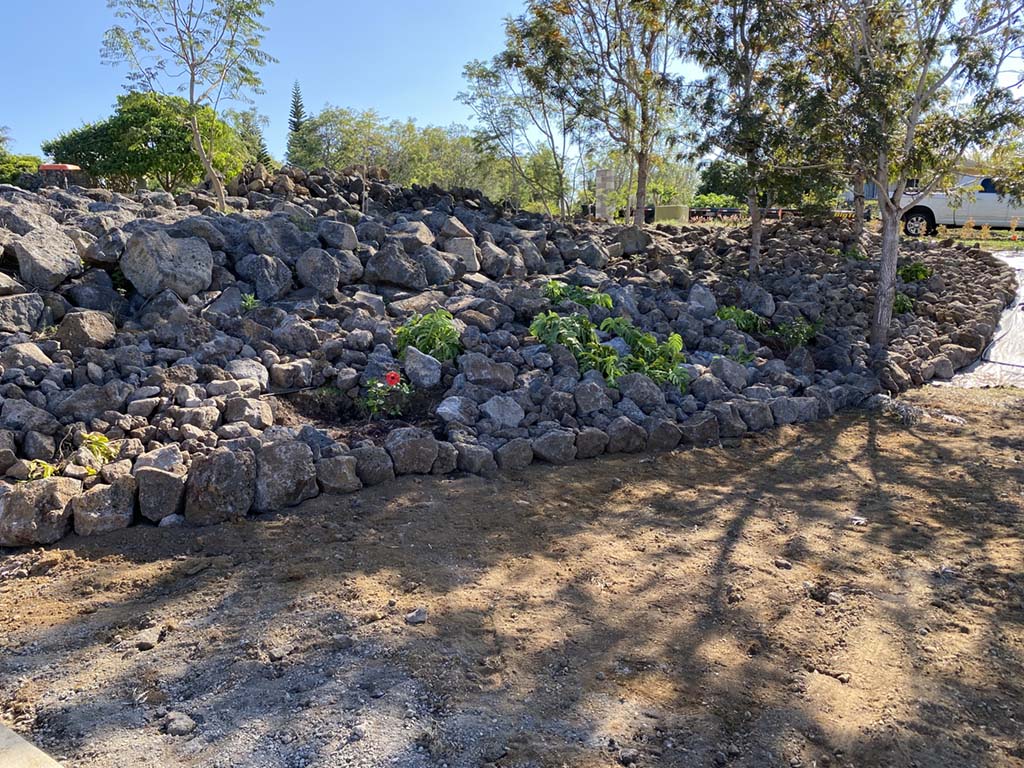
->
[122,229,213,298]
[0,477,82,546]
[185,448,256,525]
[0,172,1012,547]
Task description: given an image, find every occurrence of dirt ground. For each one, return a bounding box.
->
[2,386,1023,768]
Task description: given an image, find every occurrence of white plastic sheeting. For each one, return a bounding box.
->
[952,251,1024,388]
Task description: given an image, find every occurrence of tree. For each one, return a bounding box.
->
[459,57,584,218]
[43,92,248,192]
[823,0,1024,347]
[518,0,682,226]
[226,107,273,167]
[288,80,306,134]
[102,0,276,210]
[680,0,819,273]
[285,80,317,166]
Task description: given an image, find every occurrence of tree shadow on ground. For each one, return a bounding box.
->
[2,389,1023,767]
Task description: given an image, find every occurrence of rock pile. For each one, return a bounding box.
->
[0,167,1015,546]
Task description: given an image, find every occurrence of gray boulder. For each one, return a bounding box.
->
[607,416,647,453]
[122,230,213,299]
[11,227,82,289]
[73,476,136,537]
[318,219,358,250]
[0,477,82,546]
[364,242,428,290]
[616,373,665,412]
[771,396,820,425]
[404,346,442,389]
[137,466,187,522]
[316,455,362,494]
[185,449,256,525]
[385,428,439,475]
[350,445,395,485]
[679,411,720,446]
[436,396,480,424]
[531,429,577,464]
[0,293,45,332]
[248,216,318,264]
[456,443,497,476]
[710,357,749,391]
[56,310,116,356]
[255,441,318,511]
[495,438,533,470]
[480,395,524,428]
[575,427,609,458]
[295,248,340,297]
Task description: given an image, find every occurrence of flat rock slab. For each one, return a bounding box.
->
[0,723,63,767]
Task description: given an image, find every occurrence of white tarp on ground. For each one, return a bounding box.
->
[951,251,1024,388]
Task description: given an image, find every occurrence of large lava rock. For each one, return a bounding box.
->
[0,477,82,546]
[122,229,213,299]
[11,228,82,289]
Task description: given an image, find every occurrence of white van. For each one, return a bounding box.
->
[901,175,1024,235]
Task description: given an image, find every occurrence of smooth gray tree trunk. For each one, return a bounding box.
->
[871,203,901,347]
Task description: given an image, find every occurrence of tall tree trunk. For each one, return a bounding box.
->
[852,172,865,240]
[871,202,901,347]
[633,151,650,228]
[189,114,227,212]
[747,186,763,276]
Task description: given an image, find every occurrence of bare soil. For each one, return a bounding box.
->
[2,385,1023,768]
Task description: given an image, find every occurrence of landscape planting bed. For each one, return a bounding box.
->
[0,166,1017,547]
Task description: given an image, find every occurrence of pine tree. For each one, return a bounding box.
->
[288,81,306,134]
[255,133,272,167]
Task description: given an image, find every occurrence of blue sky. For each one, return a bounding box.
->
[3,0,523,158]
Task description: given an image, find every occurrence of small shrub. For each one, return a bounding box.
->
[395,308,462,362]
[959,217,976,240]
[529,312,689,391]
[81,432,117,464]
[770,317,821,350]
[361,371,412,419]
[894,292,914,314]
[846,245,869,261]
[716,305,769,334]
[599,316,690,390]
[25,460,58,481]
[543,280,613,310]
[241,293,261,312]
[978,223,991,241]
[897,262,932,282]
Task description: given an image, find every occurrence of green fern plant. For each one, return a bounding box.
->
[770,318,822,350]
[543,280,613,309]
[897,262,932,282]
[894,292,915,314]
[716,305,769,334]
[396,308,462,362]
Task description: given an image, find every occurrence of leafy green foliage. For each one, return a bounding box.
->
[395,309,462,362]
[716,305,769,334]
[692,192,744,209]
[543,281,613,309]
[361,374,412,419]
[770,318,822,350]
[529,312,689,391]
[0,150,41,185]
[894,293,915,314]
[241,293,261,312]
[26,460,58,481]
[42,92,248,192]
[897,262,932,282]
[846,245,869,262]
[81,432,117,464]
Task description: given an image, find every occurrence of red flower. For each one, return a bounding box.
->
[384,371,402,387]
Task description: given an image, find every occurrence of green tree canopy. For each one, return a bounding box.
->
[43,92,249,192]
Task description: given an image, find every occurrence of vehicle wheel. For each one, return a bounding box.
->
[903,209,934,236]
